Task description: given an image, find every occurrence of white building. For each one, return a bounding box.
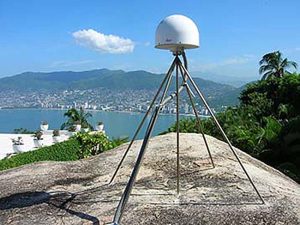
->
[0,130,73,160]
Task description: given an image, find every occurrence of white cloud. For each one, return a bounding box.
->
[49,60,94,68]
[72,29,134,54]
[218,55,256,66]
[190,54,256,71]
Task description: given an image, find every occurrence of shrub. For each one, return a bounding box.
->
[164,73,300,183]
[13,128,34,134]
[0,132,128,172]
[74,132,127,159]
[111,137,129,148]
[41,121,48,125]
[53,129,60,137]
[33,131,43,140]
[0,139,80,171]
[11,137,24,145]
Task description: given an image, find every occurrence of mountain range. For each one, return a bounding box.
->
[191,71,256,87]
[0,69,244,107]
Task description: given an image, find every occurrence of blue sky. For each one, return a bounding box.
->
[0,0,299,79]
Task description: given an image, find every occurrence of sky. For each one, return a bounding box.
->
[0,0,299,80]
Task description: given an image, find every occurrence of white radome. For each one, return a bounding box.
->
[155,14,199,52]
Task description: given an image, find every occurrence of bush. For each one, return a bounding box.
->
[240,74,300,119]
[0,139,80,171]
[164,74,300,183]
[0,132,129,172]
[111,137,129,148]
[75,132,128,159]
[75,132,113,159]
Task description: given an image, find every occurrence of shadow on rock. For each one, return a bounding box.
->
[0,191,100,225]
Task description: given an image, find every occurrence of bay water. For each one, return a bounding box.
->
[0,109,178,139]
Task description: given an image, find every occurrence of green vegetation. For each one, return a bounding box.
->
[61,107,93,131]
[13,128,34,134]
[0,69,234,92]
[259,51,297,80]
[53,129,60,137]
[166,52,300,183]
[0,69,239,108]
[75,132,128,159]
[0,139,80,171]
[0,132,128,171]
[33,131,43,140]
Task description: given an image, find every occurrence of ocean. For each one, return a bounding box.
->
[0,109,178,139]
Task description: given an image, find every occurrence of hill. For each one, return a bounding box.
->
[0,69,245,110]
[0,69,239,100]
[0,133,299,224]
[191,71,257,87]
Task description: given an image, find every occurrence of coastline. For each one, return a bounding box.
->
[0,108,187,139]
[0,107,210,118]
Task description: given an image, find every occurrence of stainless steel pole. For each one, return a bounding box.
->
[178,61,264,204]
[178,64,215,168]
[109,58,177,184]
[112,58,177,224]
[175,60,180,195]
[112,106,161,225]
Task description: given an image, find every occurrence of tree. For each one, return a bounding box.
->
[61,107,93,131]
[13,128,34,134]
[259,51,297,80]
[240,74,300,119]
[165,72,300,183]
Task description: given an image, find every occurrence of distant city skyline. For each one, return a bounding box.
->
[0,0,299,79]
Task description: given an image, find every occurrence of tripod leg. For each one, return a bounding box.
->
[175,62,180,195]
[109,58,176,184]
[112,105,163,225]
[112,58,177,224]
[178,65,215,168]
[178,62,264,204]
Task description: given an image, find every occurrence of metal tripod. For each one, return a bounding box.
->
[110,52,264,225]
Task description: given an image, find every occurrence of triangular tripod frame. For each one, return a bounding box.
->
[110,53,264,225]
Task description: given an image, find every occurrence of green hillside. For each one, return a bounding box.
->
[0,69,240,106]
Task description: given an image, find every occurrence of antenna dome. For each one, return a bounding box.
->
[155,14,199,52]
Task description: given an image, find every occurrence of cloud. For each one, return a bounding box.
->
[49,60,94,68]
[72,29,134,54]
[191,54,256,71]
[219,55,255,66]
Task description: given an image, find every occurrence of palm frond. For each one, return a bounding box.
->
[261,70,274,80]
[259,51,297,79]
[259,65,274,74]
[287,61,298,69]
[61,107,93,130]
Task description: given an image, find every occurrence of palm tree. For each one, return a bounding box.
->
[259,51,297,80]
[61,107,93,130]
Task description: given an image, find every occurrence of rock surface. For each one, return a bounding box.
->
[0,133,299,225]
